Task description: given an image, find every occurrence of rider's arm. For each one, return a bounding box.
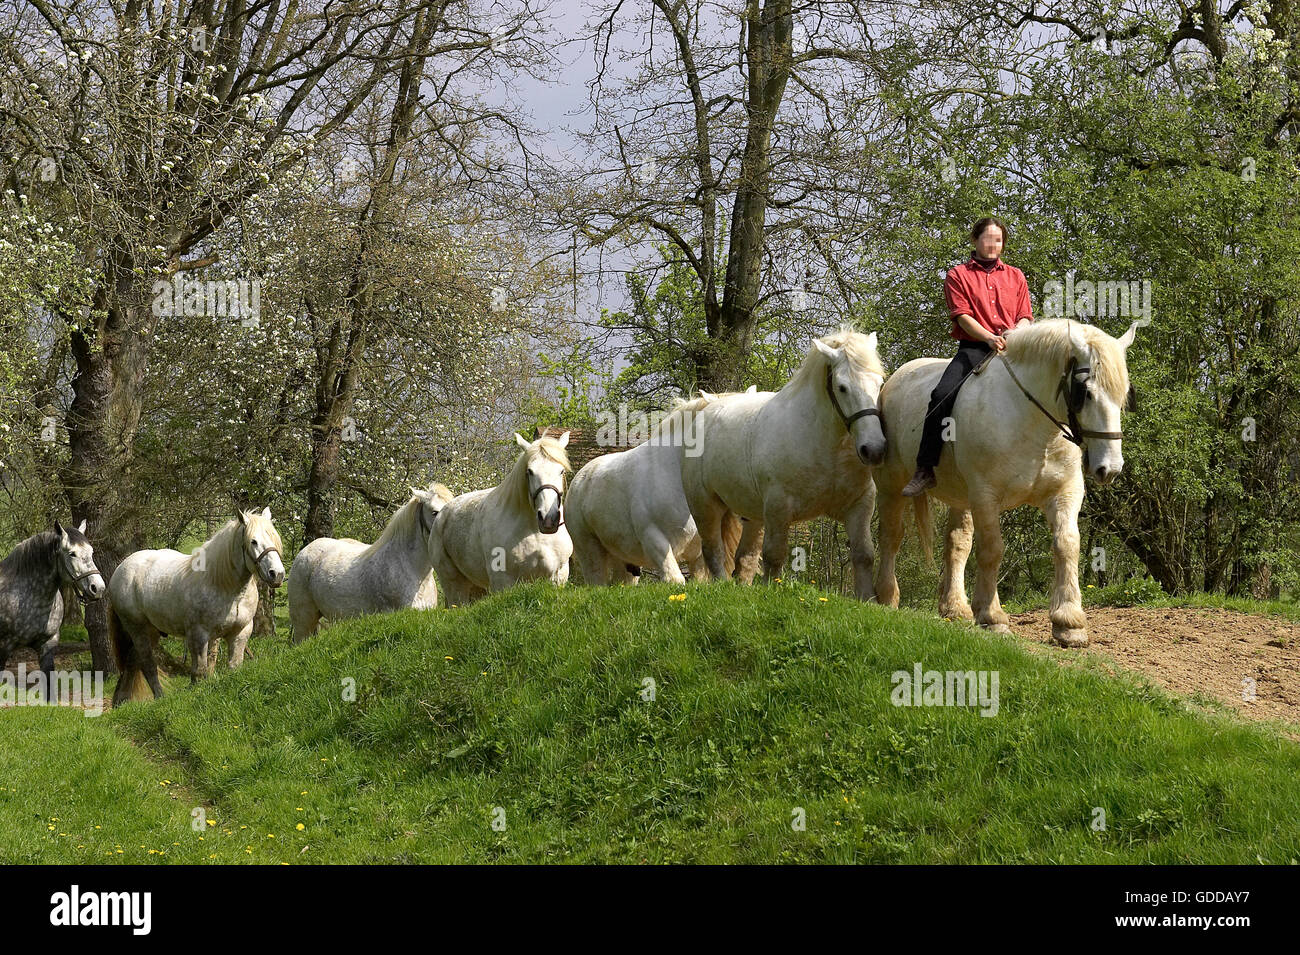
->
[954,312,1000,344]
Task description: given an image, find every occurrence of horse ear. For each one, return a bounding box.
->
[699,389,717,401]
[260,506,272,522]
[556,430,570,448]
[865,331,878,351]
[54,520,65,539]
[514,432,530,450]
[237,510,248,526]
[1117,319,1146,350]
[746,384,757,393]
[813,339,837,360]
[76,519,87,534]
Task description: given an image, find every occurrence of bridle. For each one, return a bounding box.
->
[531,482,565,529]
[59,552,102,603]
[247,542,282,581]
[997,354,1135,447]
[825,365,885,433]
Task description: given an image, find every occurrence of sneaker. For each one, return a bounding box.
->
[901,467,937,497]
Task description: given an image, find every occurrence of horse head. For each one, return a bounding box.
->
[814,330,887,466]
[410,483,454,537]
[237,507,286,588]
[515,431,571,534]
[54,519,105,601]
[1061,320,1143,485]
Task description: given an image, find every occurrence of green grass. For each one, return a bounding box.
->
[3,581,1299,863]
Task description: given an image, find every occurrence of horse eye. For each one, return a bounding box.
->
[838,384,847,393]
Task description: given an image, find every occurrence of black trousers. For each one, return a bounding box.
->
[916,340,992,470]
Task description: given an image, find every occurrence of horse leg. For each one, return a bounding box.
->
[970,498,1012,633]
[734,518,764,585]
[760,498,794,582]
[187,629,211,684]
[227,622,253,669]
[290,595,320,644]
[38,635,58,704]
[842,488,877,601]
[571,535,612,586]
[694,498,731,581]
[874,487,904,608]
[1041,493,1088,647]
[138,627,165,699]
[641,527,686,585]
[938,507,975,621]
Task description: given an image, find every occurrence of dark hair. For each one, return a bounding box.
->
[970,217,1008,245]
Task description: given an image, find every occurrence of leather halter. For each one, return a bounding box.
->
[59,554,102,602]
[531,483,565,528]
[248,543,282,582]
[825,365,883,432]
[997,354,1124,446]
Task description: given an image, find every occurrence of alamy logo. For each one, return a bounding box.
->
[0,665,104,716]
[151,275,262,324]
[890,663,1000,717]
[593,403,702,456]
[50,885,151,935]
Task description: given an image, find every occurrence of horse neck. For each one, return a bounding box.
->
[369,501,431,568]
[205,523,252,592]
[996,352,1070,438]
[5,534,61,597]
[778,363,848,448]
[490,452,533,517]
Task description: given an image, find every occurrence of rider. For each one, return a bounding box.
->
[902,216,1034,497]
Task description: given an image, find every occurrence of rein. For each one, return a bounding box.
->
[824,365,883,432]
[996,354,1123,446]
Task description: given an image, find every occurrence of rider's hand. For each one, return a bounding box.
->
[988,333,1006,352]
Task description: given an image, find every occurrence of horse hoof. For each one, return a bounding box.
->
[1052,627,1088,648]
[981,623,1013,635]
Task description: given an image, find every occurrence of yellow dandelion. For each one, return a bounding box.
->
[819,597,828,602]
[267,833,275,839]
[207,819,216,827]
[296,823,305,831]
[444,655,454,660]
[47,825,54,831]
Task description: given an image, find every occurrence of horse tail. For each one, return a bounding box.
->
[721,511,744,577]
[912,495,936,570]
[108,603,150,705]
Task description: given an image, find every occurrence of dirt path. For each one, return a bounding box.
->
[1008,606,1300,728]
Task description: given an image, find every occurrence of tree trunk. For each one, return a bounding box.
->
[702,0,793,391]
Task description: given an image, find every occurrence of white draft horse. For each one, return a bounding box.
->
[288,484,453,641]
[680,328,888,598]
[110,508,285,703]
[427,432,573,605]
[874,319,1140,646]
[564,393,759,585]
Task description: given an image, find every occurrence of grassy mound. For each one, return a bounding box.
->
[5,581,1300,863]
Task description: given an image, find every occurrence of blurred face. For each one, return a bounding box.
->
[973,223,1004,260]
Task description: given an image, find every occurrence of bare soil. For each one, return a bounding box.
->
[1008,606,1300,729]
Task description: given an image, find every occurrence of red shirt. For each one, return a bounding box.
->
[944,256,1033,341]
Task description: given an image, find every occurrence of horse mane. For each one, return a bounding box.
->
[0,530,57,579]
[784,326,886,396]
[191,511,281,590]
[1004,319,1130,403]
[362,484,452,555]
[507,436,571,510]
